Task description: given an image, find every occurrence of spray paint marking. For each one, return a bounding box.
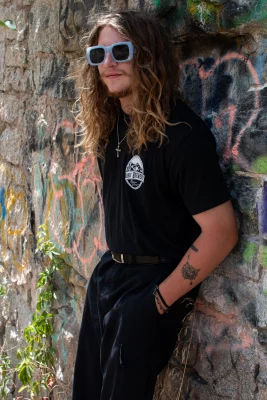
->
[49,155,105,266]
[181,52,261,167]
[0,182,31,271]
[0,187,6,220]
[196,301,256,352]
[34,118,106,268]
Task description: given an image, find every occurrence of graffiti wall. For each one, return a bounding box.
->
[0,0,267,398]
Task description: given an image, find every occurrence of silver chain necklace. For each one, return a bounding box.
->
[115,117,128,158]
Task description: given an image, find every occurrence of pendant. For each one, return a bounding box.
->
[116,146,121,158]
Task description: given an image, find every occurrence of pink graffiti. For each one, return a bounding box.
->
[214,104,237,160]
[49,119,106,267]
[182,52,261,168]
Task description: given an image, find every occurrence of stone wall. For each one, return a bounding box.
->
[0,0,267,399]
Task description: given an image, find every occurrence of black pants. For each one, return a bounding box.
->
[72,250,199,400]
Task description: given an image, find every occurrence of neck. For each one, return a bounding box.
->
[119,95,133,115]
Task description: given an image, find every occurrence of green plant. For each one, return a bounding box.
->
[0,19,16,30]
[15,224,65,398]
[0,283,13,398]
[0,224,65,399]
[0,352,12,398]
[0,284,6,296]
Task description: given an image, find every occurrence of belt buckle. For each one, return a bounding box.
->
[112,253,125,263]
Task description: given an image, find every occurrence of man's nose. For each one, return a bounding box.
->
[103,51,117,67]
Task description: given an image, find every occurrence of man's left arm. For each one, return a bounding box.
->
[157,200,238,312]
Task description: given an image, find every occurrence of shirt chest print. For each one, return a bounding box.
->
[125,155,145,190]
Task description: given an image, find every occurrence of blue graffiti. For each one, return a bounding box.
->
[0,187,6,220]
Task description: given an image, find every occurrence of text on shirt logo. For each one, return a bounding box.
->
[125,155,145,190]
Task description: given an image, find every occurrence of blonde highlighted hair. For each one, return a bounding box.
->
[68,10,181,158]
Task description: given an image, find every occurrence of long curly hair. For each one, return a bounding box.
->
[69,10,181,158]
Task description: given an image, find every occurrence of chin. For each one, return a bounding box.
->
[106,86,132,99]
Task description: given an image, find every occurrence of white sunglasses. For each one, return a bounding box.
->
[86,41,135,66]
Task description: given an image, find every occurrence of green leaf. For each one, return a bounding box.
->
[0,285,6,296]
[48,346,56,353]
[18,385,30,392]
[18,364,29,384]
[0,21,6,28]
[16,349,22,359]
[25,364,33,379]
[41,382,50,391]
[0,381,10,397]
[4,20,17,30]
[32,380,40,395]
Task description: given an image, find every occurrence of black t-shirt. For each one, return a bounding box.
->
[98,99,231,259]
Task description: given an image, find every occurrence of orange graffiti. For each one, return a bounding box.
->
[196,300,256,352]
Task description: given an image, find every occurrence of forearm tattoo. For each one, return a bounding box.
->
[190,244,199,253]
[181,255,200,285]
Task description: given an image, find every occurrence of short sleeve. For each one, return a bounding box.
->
[168,126,231,215]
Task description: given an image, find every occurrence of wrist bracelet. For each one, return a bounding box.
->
[155,293,169,314]
[155,295,167,313]
[153,285,169,313]
[155,285,170,309]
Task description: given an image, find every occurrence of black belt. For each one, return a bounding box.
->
[111,252,176,264]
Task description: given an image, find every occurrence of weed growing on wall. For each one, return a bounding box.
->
[0,284,13,398]
[0,285,6,296]
[0,353,12,398]
[0,224,66,399]
[0,283,13,398]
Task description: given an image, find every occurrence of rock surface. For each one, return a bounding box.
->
[0,1,267,399]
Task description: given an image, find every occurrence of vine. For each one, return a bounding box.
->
[0,224,66,399]
[0,283,12,398]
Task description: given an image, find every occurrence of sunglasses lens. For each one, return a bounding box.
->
[90,48,105,64]
[113,44,130,61]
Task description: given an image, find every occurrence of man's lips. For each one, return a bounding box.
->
[105,73,122,78]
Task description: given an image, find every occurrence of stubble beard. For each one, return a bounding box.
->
[107,87,132,99]
[104,85,132,99]
[100,76,132,99]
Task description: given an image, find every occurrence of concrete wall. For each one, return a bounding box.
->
[0,0,267,399]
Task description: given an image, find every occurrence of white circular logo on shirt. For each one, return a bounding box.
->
[125,155,145,190]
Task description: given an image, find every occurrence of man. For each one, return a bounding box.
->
[71,10,238,400]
